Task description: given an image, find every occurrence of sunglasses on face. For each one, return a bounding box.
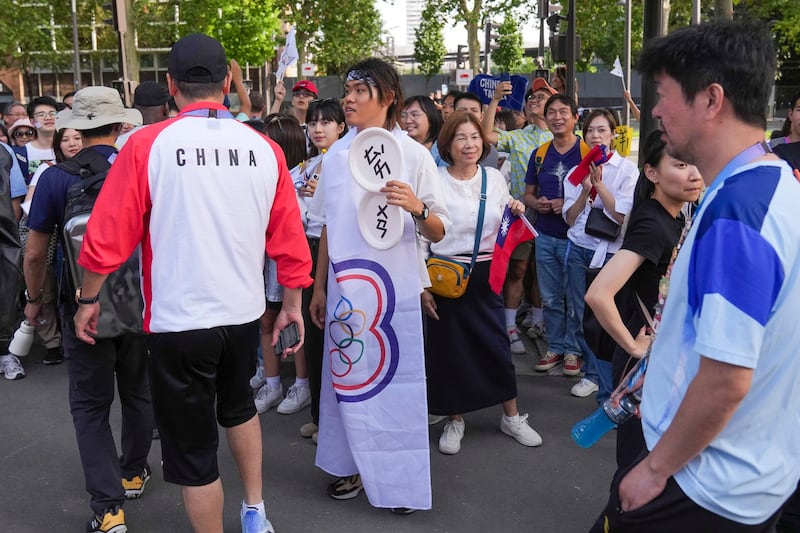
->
[13,129,36,138]
[293,90,316,99]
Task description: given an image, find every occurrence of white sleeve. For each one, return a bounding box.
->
[562,165,581,222]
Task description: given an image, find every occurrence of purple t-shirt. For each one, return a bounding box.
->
[524,138,584,239]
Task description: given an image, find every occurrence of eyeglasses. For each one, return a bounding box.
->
[5,111,27,119]
[13,129,36,138]
[293,90,316,99]
[401,111,424,120]
[33,110,57,119]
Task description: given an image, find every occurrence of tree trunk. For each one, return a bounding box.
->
[467,19,480,73]
[714,0,733,20]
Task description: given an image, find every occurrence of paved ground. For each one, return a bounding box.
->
[0,333,617,533]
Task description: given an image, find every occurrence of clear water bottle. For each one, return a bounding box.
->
[8,320,35,357]
[572,355,649,448]
[571,389,642,448]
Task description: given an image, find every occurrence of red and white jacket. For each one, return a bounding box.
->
[79,101,312,333]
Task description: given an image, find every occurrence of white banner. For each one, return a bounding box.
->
[315,128,432,510]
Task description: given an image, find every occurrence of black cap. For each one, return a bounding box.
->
[168,34,228,83]
[133,81,170,107]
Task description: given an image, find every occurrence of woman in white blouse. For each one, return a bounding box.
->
[562,109,638,400]
[422,110,542,455]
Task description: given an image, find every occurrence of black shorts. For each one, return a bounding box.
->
[146,320,259,486]
[590,450,782,533]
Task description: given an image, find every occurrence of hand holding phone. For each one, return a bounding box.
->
[274,322,301,357]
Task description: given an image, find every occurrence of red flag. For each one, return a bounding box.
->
[568,144,613,187]
[489,206,537,294]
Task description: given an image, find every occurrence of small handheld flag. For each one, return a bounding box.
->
[568,144,613,187]
[610,56,626,91]
[275,29,299,82]
[488,206,537,294]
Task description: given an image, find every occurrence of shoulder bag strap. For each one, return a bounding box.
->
[467,167,488,276]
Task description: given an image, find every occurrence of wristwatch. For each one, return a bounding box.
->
[412,203,430,221]
[24,288,44,304]
[76,287,100,305]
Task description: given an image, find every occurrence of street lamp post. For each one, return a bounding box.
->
[624,0,631,125]
[70,0,81,90]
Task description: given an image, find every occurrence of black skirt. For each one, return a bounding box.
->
[426,260,518,415]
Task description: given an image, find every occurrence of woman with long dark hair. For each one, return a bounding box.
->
[562,109,638,400]
[584,129,702,469]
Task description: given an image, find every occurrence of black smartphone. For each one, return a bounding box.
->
[274,322,300,357]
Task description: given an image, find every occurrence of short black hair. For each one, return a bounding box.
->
[27,96,58,117]
[637,20,775,130]
[453,92,482,111]
[543,94,578,116]
[80,123,118,139]
[306,98,348,157]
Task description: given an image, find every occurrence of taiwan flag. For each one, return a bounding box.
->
[488,206,538,294]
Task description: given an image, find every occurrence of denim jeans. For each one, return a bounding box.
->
[566,240,613,403]
[534,233,569,355]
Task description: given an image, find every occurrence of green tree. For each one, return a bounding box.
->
[491,12,523,73]
[309,0,383,77]
[281,0,322,77]
[0,0,72,82]
[169,0,282,65]
[438,0,527,73]
[414,3,446,79]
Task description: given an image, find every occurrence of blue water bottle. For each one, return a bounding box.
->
[571,390,641,448]
[572,356,649,448]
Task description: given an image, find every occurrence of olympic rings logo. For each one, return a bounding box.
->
[329,296,367,378]
[328,258,400,402]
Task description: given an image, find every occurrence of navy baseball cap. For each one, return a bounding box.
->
[168,34,228,83]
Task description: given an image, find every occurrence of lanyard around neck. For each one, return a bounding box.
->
[697,140,771,213]
[180,108,234,119]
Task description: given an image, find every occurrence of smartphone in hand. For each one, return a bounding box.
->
[274,322,301,357]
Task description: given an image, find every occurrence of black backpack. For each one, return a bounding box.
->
[60,148,143,338]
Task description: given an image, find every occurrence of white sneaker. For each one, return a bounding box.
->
[276,384,311,414]
[508,327,526,355]
[571,378,599,398]
[438,418,465,455]
[254,383,283,414]
[0,354,25,380]
[241,504,274,533]
[249,365,266,390]
[500,413,542,447]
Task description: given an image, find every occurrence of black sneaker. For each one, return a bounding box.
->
[327,474,363,500]
[390,507,417,515]
[86,506,126,533]
[43,347,64,365]
[122,465,151,499]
